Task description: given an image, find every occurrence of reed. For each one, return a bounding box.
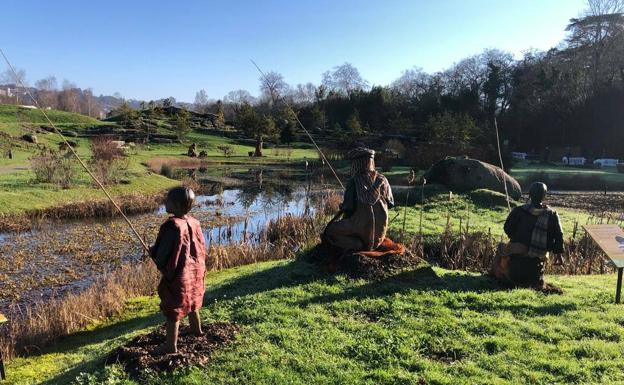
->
[0,261,160,360]
[0,193,164,233]
[0,213,326,361]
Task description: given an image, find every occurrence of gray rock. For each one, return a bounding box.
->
[424,156,521,200]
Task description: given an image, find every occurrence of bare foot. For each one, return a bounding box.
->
[151,343,177,356]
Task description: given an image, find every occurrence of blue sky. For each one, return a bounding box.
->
[2,0,585,102]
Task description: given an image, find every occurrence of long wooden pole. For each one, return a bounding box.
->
[0,48,149,251]
[250,59,344,190]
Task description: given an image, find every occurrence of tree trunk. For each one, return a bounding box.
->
[254,137,263,157]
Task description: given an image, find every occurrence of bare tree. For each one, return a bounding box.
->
[224,89,255,105]
[566,0,624,89]
[391,67,431,100]
[322,62,368,94]
[223,89,256,121]
[35,76,58,108]
[0,68,26,86]
[59,80,81,113]
[290,82,318,106]
[194,89,209,113]
[259,71,289,106]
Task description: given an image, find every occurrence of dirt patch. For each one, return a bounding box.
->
[546,192,624,215]
[107,322,239,377]
[306,242,425,280]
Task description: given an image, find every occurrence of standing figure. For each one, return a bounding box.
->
[492,182,564,289]
[323,147,394,253]
[150,187,207,354]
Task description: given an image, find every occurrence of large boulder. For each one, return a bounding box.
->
[424,157,522,200]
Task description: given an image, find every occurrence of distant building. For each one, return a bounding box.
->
[562,157,586,165]
[593,158,619,167]
[511,152,527,160]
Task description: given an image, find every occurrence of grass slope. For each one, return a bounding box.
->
[6,259,624,385]
[0,105,102,125]
[390,189,590,238]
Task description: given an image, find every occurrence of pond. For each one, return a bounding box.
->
[0,164,339,310]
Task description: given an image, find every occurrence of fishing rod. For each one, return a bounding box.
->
[0,48,150,252]
[494,117,511,212]
[250,59,345,190]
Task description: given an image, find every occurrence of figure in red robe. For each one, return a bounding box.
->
[150,186,206,354]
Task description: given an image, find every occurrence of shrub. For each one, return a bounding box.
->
[30,149,78,188]
[90,137,127,185]
[91,137,124,162]
[160,163,173,179]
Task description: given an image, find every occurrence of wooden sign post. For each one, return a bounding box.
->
[583,224,624,303]
[0,312,6,380]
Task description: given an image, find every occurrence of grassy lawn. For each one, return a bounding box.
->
[510,161,624,190]
[0,105,320,216]
[389,188,590,239]
[5,259,624,385]
[0,171,179,216]
[0,105,102,125]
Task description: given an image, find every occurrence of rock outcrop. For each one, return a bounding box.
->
[424,157,522,200]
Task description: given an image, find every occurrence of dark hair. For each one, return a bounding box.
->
[165,187,195,216]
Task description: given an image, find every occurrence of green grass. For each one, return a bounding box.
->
[5,259,624,385]
[0,104,319,215]
[0,171,179,216]
[510,161,624,190]
[0,105,102,125]
[390,188,590,239]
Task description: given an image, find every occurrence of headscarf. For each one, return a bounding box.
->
[348,147,383,206]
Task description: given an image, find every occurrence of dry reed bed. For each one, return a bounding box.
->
[0,212,327,361]
[0,193,164,233]
[405,215,619,275]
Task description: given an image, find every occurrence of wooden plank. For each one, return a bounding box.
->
[583,224,624,268]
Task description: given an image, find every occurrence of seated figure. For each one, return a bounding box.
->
[492,182,564,288]
[323,147,394,253]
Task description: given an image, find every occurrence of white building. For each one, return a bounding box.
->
[562,157,586,166]
[593,158,619,167]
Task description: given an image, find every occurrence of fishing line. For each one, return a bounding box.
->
[250,59,345,189]
[0,48,149,252]
[494,117,511,212]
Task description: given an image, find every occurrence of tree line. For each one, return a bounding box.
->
[211,0,624,161]
[3,0,622,162]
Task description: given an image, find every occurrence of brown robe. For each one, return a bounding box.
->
[324,172,394,252]
[151,215,206,321]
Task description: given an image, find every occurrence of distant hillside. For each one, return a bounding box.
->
[0,104,102,125]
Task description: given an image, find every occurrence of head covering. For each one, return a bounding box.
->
[165,186,195,217]
[529,182,547,204]
[347,147,375,160]
[347,147,383,206]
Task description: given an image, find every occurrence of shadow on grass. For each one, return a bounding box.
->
[202,258,338,302]
[299,267,577,317]
[34,258,571,384]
